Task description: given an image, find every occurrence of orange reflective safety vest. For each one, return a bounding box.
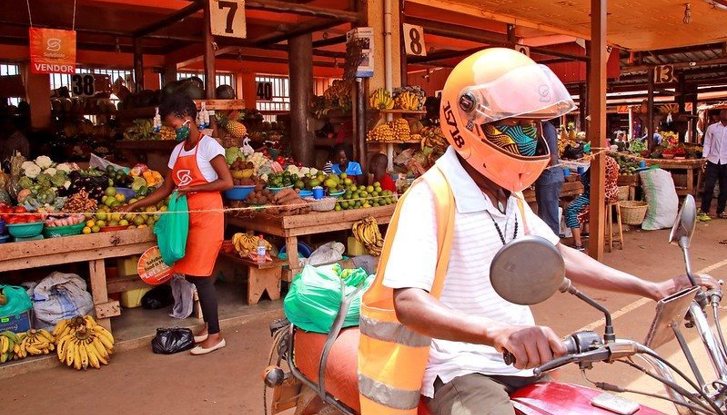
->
[357,166,530,414]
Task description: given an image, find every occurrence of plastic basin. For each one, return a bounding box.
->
[7,221,44,238]
[267,185,294,194]
[44,222,86,238]
[224,185,255,200]
[0,235,9,244]
[329,190,345,198]
[101,225,130,232]
[298,189,313,198]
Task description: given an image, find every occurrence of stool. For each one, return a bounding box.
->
[605,200,624,252]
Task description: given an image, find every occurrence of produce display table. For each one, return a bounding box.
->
[0,228,156,332]
[225,205,396,281]
[523,180,585,203]
[644,158,704,197]
[116,140,177,174]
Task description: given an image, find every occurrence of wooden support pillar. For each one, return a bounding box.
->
[24,66,51,130]
[647,67,655,151]
[399,0,408,86]
[587,0,607,260]
[289,33,314,165]
[203,1,216,99]
[162,64,177,87]
[691,91,699,143]
[677,73,687,142]
[241,72,257,109]
[133,38,144,93]
[354,78,367,172]
[578,82,587,131]
[506,24,516,43]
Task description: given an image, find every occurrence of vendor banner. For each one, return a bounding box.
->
[29,28,77,74]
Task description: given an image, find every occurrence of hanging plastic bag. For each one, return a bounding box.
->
[154,191,189,266]
[283,264,373,334]
[151,327,195,354]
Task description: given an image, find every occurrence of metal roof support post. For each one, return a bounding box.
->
[587,0,607,260]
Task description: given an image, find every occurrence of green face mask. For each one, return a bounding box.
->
[175,120,191,142]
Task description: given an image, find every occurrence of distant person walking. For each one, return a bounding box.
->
[534,121,564,235]
[699,109,727,220]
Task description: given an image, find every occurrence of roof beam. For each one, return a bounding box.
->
[253,18,344,46]
[312,34,347,48]
[624,57,727,73]
[133,0,203,37]
[245,0,359,22]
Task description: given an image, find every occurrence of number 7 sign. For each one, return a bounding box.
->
[208,0,247,39]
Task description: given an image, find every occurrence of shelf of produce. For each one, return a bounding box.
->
[377,109,426,116]
[0,228,155,332]
[225,205,396,281]
[194,99,245,111]
[368,140,422,145]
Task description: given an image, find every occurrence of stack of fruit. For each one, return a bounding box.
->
[232,233,272,259]
[45,214,85,228]
[293,172,346,194]
[369,88,395,110]
[352,217,385,256]
[267,171,296,189]
[244,186,276,206]
[393,86,426,110]
[54,316,114,370]
[15,329,55,358]
[159,126,176,140]
[229,158,257,186]
[63,189,98,213]
[335,182,397,211]
[0,331,21,363]
[394,91,423,111]
[366,123,396,142]
[391,118,411,142]
[122,119,156,141]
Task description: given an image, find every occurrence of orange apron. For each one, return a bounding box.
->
[170,140,224,277]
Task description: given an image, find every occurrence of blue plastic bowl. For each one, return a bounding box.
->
[0,219,5,235]
[224,185,255,200]
[278,241,313,259]
[115,187,136,200]
[298,189,313,198]
[0,234,9,244]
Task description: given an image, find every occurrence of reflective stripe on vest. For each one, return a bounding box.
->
[359,315,432,348]
[358,374,422,410]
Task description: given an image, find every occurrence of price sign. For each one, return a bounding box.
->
[654,65,676,84]
[208,0,247,39]
[403,24,427,56]
[256,81,273,101]
[514,44,530,57]
[71,74,96,96]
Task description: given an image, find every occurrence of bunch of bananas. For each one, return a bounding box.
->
[15,329,55,358]
[0,331,21,363]
[420,126,448,151]
[367,123,395,142]
[232,233,272,257]
[55,316,114,370]
[369,88,394,110]
[391,118,411,142]
[352,217,384,256]
[159,126,176,140]
[394,92,422,111]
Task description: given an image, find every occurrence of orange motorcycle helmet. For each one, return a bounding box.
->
[440,48,576,192]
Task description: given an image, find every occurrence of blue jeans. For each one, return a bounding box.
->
[535,181,563,235]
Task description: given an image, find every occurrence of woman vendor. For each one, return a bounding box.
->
[330,144,363,183]
[119,93,233,355]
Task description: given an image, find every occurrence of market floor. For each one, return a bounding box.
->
[7,219,727,415]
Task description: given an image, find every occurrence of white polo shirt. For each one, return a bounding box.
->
[382,146,560,398]
[703,122,727,165]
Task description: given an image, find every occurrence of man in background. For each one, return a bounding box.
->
[0,111,30,164]
[699,109,727,220]
[534,121,564,235]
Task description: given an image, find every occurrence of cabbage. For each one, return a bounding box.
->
[225,147,242,165]
[17,176,34,189]
[51,171,68,187]
[36,173,52,188]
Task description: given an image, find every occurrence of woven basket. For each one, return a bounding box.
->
[620,200,648,225]
[617,185,630,201]
[304,196,336,212]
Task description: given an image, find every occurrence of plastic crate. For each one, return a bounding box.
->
[0,310,32,333]
[121,287,152,308]
[117,256,141,277]
[347,236,368,257]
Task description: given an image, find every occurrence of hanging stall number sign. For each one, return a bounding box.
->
[403,24,427,56]
[256,81,273,101]
[71,74,96,96]
[654,65,676,84]
[208,0,247,39]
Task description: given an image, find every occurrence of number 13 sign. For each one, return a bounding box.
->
[208,0,246,39]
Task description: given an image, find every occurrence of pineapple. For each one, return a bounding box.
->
[226,120,248,139]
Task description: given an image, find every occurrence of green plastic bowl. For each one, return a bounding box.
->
[266,185,294,194]
[44,222,85,238]
[7,221,44,238]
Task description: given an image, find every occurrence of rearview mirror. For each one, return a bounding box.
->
[669,195,697,249]
[490,236,565,305]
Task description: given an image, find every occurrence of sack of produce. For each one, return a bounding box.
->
[154,191,189,266]
[27,272,93,330]
[0,285,33,332]
[639,168,678,231]
[283,264,373,334]
[151,327,195,354]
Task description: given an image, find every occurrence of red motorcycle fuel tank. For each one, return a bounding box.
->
[510,382,667,415]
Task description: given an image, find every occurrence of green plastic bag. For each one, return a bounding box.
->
[153,191,189,266]
[283,264,373,334]
[0,285,32,318]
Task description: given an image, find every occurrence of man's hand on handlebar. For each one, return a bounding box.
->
[491,325,567,370]
[653,273,720,300]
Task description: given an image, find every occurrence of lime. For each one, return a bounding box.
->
[366,186,374,193]
[91,225,101,233]
[105,187,117,197]
[115,193,125,202]
[119,219,129,226]
[82,227,91,234]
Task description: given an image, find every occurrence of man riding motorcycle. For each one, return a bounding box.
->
[357,48,716,415]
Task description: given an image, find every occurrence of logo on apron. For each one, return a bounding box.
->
[176,169,193,187]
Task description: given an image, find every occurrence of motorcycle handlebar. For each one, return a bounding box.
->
[502,336,579,366]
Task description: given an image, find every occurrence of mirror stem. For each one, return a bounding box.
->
[681,244,708,308]
[561,281,615,343]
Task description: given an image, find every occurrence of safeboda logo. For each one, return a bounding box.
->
[176,170,193,187]
[47,38,62,52]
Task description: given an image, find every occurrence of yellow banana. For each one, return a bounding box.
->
[96,351,108,365]
[65,341,75,366]
[91,337,109,360]
[79,342,89,369]
[53,319,68,337]
[73,341,82,370]
[38,329,54,343]
[93,326,115,347]
[86,343,100,369]
[26,344,42,356]
[84,316,97,328]
[0,353,6,363]
[0,336,7,354]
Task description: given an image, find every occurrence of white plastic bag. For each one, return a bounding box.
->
[300,242,345,267]
[640,168,678,231]
[27,272,94,329]
[89,153,128,173]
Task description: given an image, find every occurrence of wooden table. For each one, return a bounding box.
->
[226,205,396,281]
[522,180,585,203]
[645,158,704,197]
[0,228,155,331]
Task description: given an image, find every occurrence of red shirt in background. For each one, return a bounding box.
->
[379,174,397,193]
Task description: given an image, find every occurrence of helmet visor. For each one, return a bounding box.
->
[461,64,576,125]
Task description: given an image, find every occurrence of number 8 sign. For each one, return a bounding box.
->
[403,24,427,57]
[208,0,247,39]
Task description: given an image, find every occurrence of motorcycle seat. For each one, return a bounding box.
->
[294,327,361,412]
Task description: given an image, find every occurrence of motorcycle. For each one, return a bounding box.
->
[264,194,727,415]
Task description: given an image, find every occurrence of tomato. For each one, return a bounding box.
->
[13,206,27,214]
